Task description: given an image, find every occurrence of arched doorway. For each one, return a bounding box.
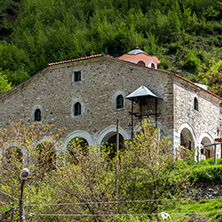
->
[5,146,23,163]
[201,137,213,159]
[67,137,89,164]
[102,133,124,159]
[36,142,56,172]
[180,128,195,158]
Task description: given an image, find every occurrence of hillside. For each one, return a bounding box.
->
[1,0,222,96]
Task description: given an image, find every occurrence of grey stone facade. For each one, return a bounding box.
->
[0,54,221,160]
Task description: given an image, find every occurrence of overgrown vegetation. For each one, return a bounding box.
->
[1,0,222,96]
[0,120,194,221]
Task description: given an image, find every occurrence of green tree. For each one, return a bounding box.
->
[0,71,12,94]
[199,60,222,97]
[0,119,193,221]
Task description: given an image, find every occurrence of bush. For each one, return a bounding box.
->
[0,119,194,221]
[181,51,200,73]
[190,164,222,183]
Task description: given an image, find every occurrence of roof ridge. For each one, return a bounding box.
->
[48,54,105,66]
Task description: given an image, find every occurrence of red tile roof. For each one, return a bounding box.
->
[47,53,222,100]
[1,54,222,102]
[48,54,115,66]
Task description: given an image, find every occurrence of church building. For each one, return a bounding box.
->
[0,48,222,162]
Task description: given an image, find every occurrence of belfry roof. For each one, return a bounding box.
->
[127,47,149,55]
[126,85,162,101]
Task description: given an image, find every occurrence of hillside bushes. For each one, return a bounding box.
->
[0,119,193,221]
[189,158,222,184]
[0,0,222,89]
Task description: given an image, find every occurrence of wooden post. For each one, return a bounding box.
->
[131,100,134,140]
[214,144,217,164]
[146,98,149,118]
[19,180,25,222]
[116,119,119,213]
[139,98,142,122]
[155,97,157,127]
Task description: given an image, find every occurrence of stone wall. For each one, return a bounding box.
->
[173,77,221,157]
[0,57,174,149]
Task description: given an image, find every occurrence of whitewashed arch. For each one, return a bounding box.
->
[179,122,197,146]
[96,125,130,146]
[64,130,94,150]
[179,122,197,160]
[199,132,214,145]
[4,143,24,164]
[4,142,24,152]
[198,133,215,160]
[31,105,44,122]
[35,136,63,152]
[112,91,126,110]
[71,98,85,118]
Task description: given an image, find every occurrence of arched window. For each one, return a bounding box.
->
[194,97,198,111]
[116,95,124,109]
[74,102,81,116]
[137,61,145,66]
[151,63,155,69]
[34,109,41,122]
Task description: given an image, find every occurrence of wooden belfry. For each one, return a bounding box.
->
[126,85,162,139]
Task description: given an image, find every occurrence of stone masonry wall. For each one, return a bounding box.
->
[173,78,221,155]
[0,57,174,148]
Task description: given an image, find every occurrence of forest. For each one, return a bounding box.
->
[0,0,222,96]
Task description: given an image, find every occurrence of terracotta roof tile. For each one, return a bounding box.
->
[154,68,222,101]
[174,74,222,100]
[47,54,112,66]
[47,53,222,100]
[1,53,220,102]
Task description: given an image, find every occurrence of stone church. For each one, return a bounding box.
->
[0,48,222,161]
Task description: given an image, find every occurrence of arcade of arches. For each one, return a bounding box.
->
[180,128,194,150]
[103,133,124,159]
[36,142,56,172]
[66,137,89,164]
[5,146,23,163]
[180,127,215,159]
[201,137,213,159]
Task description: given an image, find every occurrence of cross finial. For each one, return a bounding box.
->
[136,39,139,49]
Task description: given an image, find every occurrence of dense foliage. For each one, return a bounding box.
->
[0,120,193,221]
[1,0,222,95]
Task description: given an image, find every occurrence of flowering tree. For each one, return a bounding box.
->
[0,119,193,221]
[0,120,66,220]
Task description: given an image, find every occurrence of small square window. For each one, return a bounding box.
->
[74,71,81,82]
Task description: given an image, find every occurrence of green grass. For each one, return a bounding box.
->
[167,198,222,221]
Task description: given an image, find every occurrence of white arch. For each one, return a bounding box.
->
[96,125,130,146]
[31,105,44,122]
[112,91,126,110]
[35,136,62,151]
[179,122,197,144]
[179,122,197,160]
[198,132,215,160]
[64,130,94,149]
[71,98,85,118]
[4,142,24,152]
[4,143,24,164]
[199,132,214,145]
